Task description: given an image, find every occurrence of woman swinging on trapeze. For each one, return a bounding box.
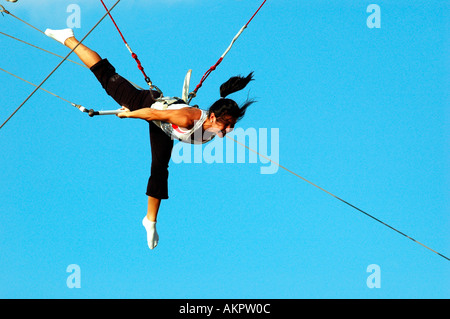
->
[44,28,255,250]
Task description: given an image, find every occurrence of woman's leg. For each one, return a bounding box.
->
[147,196,161,222]
[142,122,174,249]
[146,121,174,201]
[46,29,166,250]
[64,37,102,69]
[45,28,156,110]
[45,28,101,68]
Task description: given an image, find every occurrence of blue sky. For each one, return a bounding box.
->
[0,0,448,299]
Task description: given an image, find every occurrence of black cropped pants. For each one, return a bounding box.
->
[90,59,173,199]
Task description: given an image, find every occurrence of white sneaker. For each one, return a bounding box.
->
[45,28,74,45]
[142,216,159,250]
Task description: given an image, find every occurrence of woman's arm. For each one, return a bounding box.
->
[118,107,202,129]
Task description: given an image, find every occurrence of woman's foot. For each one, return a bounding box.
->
[142,216,159,250]
[45,28,74,45]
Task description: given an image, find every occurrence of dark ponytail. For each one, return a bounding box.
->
[209,72,255,122]
[220,72,254,98]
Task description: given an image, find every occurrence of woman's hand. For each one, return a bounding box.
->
[118,107,156,121]
[116,106,131,118]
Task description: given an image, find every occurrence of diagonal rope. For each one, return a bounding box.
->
[188,0,267,103]
[0,30,144,89]
[0,0,122,130]
[226,135,450,262]
[99,0,160,96]
[0,65,126,117]
[0,30,87,68]
[0,5,45,34]
[0,66,75,105]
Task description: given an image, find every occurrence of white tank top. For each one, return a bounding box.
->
[151,100,215,144]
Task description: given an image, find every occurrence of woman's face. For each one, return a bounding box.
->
[208,113,236,138]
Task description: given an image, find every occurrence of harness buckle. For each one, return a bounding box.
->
[152,85,163,95]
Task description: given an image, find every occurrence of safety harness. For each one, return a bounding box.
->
[98,0,267,112]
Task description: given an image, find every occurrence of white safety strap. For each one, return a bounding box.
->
[182,69,192,103]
